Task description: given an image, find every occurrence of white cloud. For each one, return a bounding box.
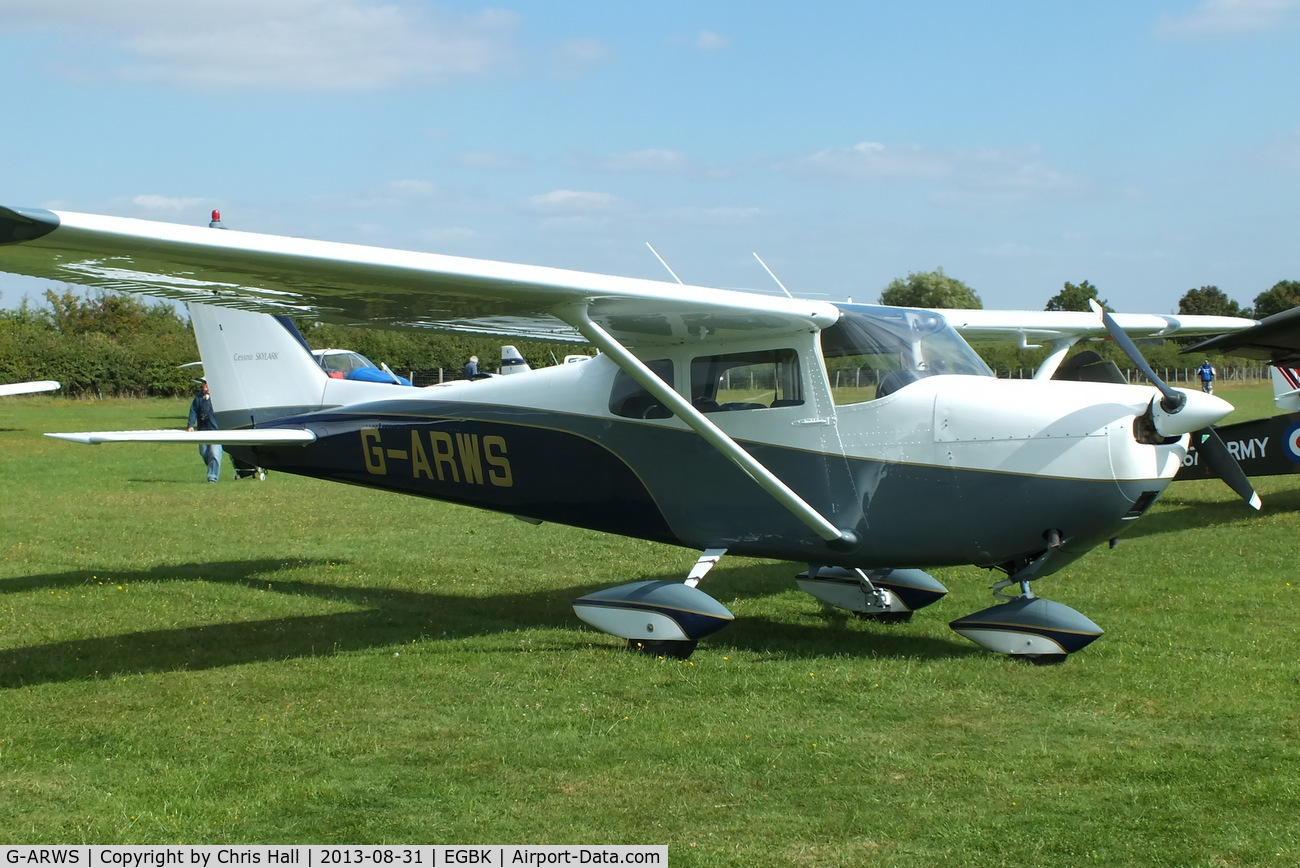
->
[131,194,211,213]
[695,31,730,51]
[586,148,731,180]
[549,37,612,80]
[526,190,623,213]
[668,30,730,52]
[1155,0,1300,38]
[791,142,953,181]
[314,179,444,211]
[788,141,1085,204]
[661,205,761,224]
[0,0,519,93]
[937,148,1086,203]
[457,151,530,171]
[1261,127,1300,170]
[598,149,692,174]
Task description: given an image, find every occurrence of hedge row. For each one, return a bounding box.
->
[0,288,1251,398]
[0,290,580,397]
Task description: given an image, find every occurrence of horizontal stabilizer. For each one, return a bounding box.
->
[0,380,60,397]
[46,428,316,446]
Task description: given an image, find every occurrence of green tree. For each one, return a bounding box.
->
[40,288,189,338]
[879,268,982,309]
[1178,285,1248,317]
[1045,280,1110,312]
[0,287,197,397]
[1252,280,1300,318]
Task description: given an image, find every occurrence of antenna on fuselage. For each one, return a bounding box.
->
[752,253,794,299]
[645,242,684,284]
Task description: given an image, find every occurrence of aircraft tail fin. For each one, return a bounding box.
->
[500,345,531,375]
[1271,364,1300,412]
[189,302,329,426]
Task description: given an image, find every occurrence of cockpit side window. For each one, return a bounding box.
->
[609,359,675,419]
[821,306,991,405]
[690,349,802,411]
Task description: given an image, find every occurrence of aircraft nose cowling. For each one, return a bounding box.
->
[1151,388,1233,438]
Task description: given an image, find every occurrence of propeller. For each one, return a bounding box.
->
[1089,299,1186,415]
[1192,428,1263,510]
[1090,300,1261,510]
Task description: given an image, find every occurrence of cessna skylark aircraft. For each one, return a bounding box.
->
[0,204,1258,660]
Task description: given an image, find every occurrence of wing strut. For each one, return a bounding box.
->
[570,309,856,549]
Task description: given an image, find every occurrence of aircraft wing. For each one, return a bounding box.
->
[938,308,1258,344]
[1181,306,1300,365]
[45,428,317,445]
[0,206,840,345]
[0,380,60,397]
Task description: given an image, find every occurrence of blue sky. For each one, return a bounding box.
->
[1,0,1297,314]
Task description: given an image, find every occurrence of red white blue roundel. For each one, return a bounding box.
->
[1284,421,1300,464]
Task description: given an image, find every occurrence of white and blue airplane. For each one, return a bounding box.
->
[0,205,1257,660]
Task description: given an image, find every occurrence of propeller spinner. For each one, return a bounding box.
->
[1090,300,1260,509]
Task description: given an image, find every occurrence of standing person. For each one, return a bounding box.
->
[187,378,222,483]
[1197,359,1216,394]
[463,355,480,380]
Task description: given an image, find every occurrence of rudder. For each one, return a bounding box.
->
[189,302,329,427]
[1271,365,1300,412]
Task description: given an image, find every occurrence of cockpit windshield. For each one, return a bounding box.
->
[821,304,992,404]
[315,349,378,376]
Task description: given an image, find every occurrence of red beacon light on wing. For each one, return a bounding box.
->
[209,209,225,229]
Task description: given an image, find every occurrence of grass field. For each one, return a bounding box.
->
[1,388,1297,864]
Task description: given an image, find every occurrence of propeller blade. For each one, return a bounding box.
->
[1089,299,1185,414]
[1194,427,1262,510]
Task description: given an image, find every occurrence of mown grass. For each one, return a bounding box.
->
[1,392,1297,865]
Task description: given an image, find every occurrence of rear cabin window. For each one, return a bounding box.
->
[609,360,675,419]
[690,349,803,412]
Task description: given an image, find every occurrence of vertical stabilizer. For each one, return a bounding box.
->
[500,345,531,375]
[1271,365,1300,412]
[189,303,329,427]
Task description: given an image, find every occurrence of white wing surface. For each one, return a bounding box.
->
[940,308,1256,344]
[45,429,317,445]
[0,207,839,345]
[0,380,60,397]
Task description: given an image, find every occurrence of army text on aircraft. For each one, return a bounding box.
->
[1179,306,1300,483]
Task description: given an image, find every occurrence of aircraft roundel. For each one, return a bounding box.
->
[1284,421,1300,465]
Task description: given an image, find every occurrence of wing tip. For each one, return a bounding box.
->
[45,432,96,445]
[0,206,60,245]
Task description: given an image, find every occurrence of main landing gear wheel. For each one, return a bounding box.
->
[572,579,734,656]
[853,610,912,624]
[1026,653,1068,666]
[949,594,1103,659]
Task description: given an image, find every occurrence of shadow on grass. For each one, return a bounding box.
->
[0,557,973,687]
[1126,482,1300,540]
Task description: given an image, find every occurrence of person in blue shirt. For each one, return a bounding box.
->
[1197,359,1215,394]
[463,355,480,380]
[187,378,222,482]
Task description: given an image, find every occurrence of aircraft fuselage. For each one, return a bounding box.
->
[225,354,1185,577]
